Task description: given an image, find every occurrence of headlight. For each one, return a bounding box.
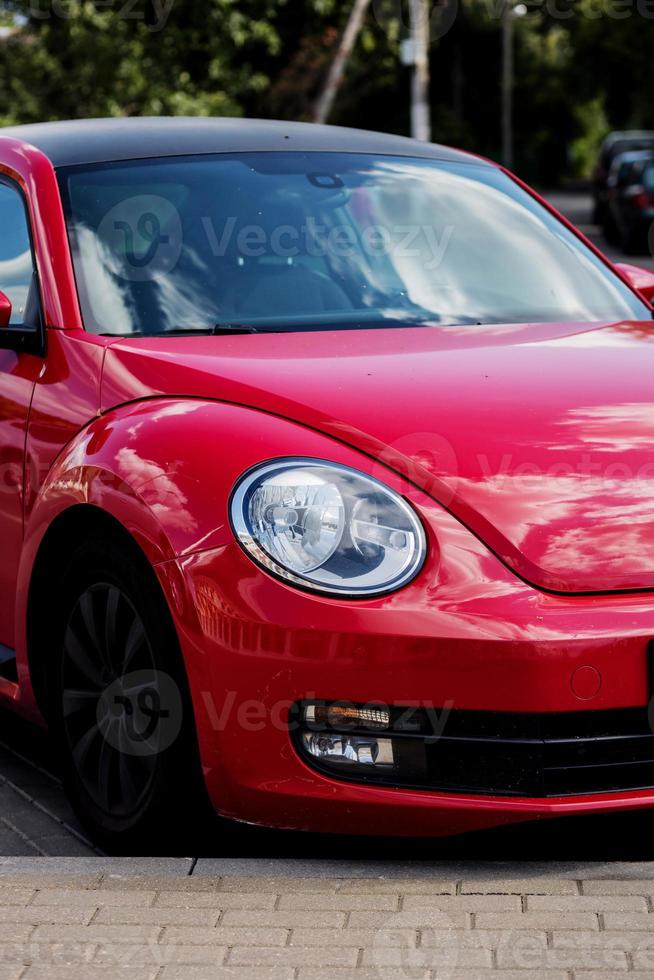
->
[230,458,426,597]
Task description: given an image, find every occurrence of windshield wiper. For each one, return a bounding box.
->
[101,323,261,338]
[163,323,260,336]
[211,323,260,335]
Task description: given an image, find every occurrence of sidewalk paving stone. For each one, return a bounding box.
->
[0,872,652,978]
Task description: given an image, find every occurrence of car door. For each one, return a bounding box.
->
[0,178,45,669]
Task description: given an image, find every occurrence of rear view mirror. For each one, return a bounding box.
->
[0,291,11,328]
[615,262,654,306]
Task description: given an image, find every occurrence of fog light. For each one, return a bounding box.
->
[303,704,391,729]
[301,732,394,767]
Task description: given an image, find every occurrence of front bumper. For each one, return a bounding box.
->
[293,700,654,798]
[156,474,654,838]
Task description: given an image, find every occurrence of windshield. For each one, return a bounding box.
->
[60,151,649,336]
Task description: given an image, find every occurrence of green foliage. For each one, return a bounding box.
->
[0,0,288,123]
[569,97,610,178]
[0,0,649,183]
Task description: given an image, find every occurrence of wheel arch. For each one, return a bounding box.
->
[14,395,271,719]
[25,503,168,720]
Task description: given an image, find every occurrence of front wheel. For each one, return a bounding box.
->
[49,536,211,853]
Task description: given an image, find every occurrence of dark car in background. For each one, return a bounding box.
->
[604,149,654,253]
[592,130,654,225]
[604,149,654,247]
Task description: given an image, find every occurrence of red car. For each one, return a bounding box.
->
[3,118,654,850]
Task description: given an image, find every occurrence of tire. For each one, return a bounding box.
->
[47,533,212,853]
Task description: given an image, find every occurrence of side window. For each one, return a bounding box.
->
[0,182,38,328]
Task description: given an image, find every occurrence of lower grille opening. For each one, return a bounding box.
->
[292,702,654,798]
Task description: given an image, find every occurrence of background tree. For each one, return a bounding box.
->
[0,0,650,185]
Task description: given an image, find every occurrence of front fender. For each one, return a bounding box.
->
[19,394,516,611]
[17,394,439,655]
[23,395,410,564]
[15,396,442,722]
[25,395,437,559]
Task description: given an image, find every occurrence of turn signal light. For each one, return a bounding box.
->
[303,704,390,729]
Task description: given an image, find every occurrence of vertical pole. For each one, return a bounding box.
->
[501,0,514,169]
[314,0,372,125]
[409,0,431,141]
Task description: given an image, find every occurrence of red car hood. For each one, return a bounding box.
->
[102,320,654,594]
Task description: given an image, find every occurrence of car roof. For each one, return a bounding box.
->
[0,116,488,169]
[603,130,654,147]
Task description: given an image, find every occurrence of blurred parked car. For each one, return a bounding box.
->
[604,149,654,253]
[592,130,654,225]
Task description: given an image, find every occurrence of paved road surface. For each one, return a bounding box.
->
[544,190,654,271]
[3,865,654,979]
